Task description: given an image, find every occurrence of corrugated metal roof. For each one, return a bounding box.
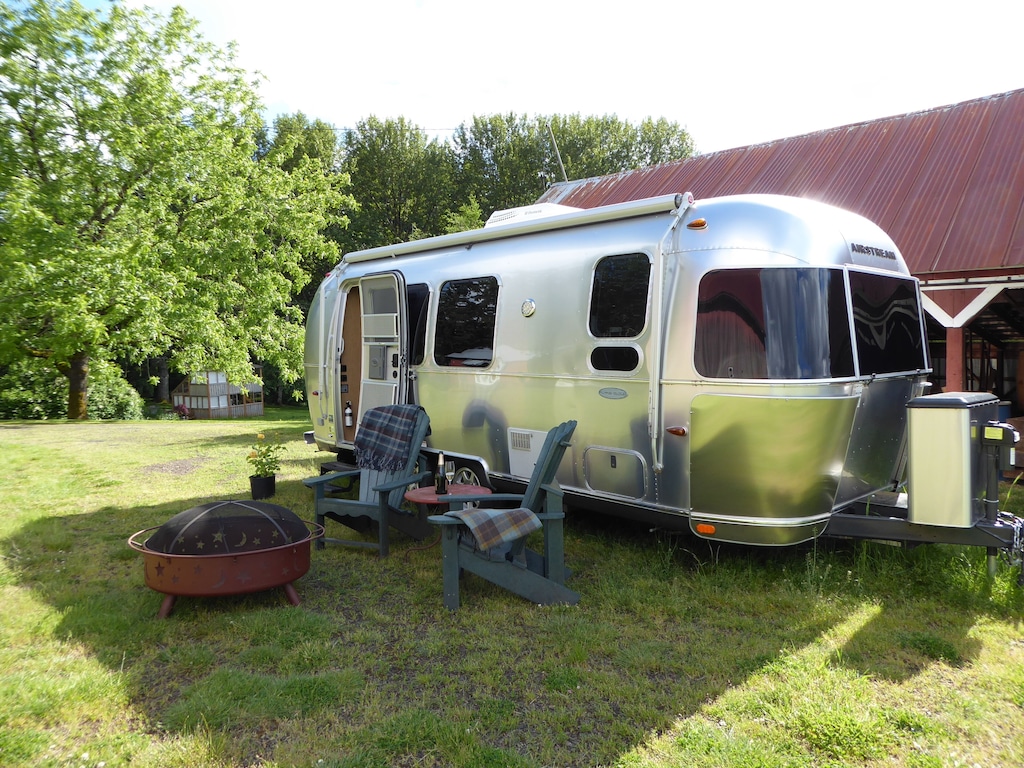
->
[537,89,1024,281]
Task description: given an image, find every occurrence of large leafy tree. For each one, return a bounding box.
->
[258,111,349,310]
[0,0,346,418]
[256,111,350,403]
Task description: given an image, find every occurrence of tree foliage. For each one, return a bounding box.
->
[337,116,456,252]
[452,113,694,216]
[0,0,347,418]
[451,114,550,218]
[442,195,484,234]
[258,111,352,315]
[333,113,693,253]
[257,111,340,173]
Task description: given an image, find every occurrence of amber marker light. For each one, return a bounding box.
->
[695,523,716,535]
[666,426,688,436]
[686,218,708,230]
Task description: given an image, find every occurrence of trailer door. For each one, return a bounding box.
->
[304,273,343,447]
[357,272,408,418]
[318,273,345,446]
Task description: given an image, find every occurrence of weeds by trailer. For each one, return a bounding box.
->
[304,192,1024,577]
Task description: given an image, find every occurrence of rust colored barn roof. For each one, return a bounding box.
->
[538,89,1024,282]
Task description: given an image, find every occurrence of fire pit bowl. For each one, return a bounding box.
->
[128,500,324,618]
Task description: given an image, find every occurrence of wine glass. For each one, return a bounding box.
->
[444,460,456,488]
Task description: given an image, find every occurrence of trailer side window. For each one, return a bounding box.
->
[849,272,926,374]
[591,347,640,371]
[434,277,499,367]
[695,268,854,379]
[407,283,430,366]
[590,253,651,338]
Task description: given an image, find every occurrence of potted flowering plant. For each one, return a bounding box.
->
[247,433,283,499]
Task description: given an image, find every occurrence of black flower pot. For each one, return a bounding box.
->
[249,474,276,500]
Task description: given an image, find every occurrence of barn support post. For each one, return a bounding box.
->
[946,326,964,392]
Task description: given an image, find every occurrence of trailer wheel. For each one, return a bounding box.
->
[453,465,482,487]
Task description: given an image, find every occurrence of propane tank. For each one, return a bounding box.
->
[343,401,353,428]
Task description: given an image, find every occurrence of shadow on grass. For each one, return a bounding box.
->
[3,485,1015,766]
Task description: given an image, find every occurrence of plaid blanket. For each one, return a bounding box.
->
[354,404,424,471]
[445,506,541,551]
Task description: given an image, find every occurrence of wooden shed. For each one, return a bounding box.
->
[171,370,263,419]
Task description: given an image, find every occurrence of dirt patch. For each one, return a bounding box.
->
[141,456,211,476]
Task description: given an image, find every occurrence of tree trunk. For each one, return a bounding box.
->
[156,356,170,402]
[66,352,89,420]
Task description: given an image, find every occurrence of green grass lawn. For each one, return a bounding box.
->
[1,409,1022,767]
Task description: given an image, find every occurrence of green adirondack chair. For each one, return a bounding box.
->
[303,404,433,557]
[429,420,580,609]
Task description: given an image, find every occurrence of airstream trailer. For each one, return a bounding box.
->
[304,192,1024,572]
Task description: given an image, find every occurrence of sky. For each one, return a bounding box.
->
[115,0,1023,155]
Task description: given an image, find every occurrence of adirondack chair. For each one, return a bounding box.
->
[303,404,433,557]
[428,420,580,609]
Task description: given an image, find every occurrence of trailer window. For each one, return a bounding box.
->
[407,283,429,366]
[590,253,651,338]
[849,272,926,374]
[591,346,640,371]
[695,268,854,379]
[434,277,498,367]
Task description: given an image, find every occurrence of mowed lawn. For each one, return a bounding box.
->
[1,409,1023,767]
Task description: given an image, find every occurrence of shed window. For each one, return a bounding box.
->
[434,277,498,367]
[590,253,651,337]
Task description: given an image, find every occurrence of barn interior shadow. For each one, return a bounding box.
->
[2,488,1001,765]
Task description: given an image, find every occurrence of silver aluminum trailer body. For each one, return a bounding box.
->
[305,193,933,546]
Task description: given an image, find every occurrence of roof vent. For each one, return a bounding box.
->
[484,203,582,228]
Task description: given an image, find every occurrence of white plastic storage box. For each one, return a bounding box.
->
[907,392,998,527]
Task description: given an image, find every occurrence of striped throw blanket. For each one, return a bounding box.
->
[445,506,541,551]
[354,404,424,471]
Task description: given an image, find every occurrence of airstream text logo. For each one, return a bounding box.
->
[851,243,897,260]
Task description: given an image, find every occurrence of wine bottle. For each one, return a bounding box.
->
[436,451,447,494]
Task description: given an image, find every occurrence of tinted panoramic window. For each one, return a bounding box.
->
[434,277,498,367]
[849,272,926,374]
[589,253,651,337]
[695,268,854,379]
